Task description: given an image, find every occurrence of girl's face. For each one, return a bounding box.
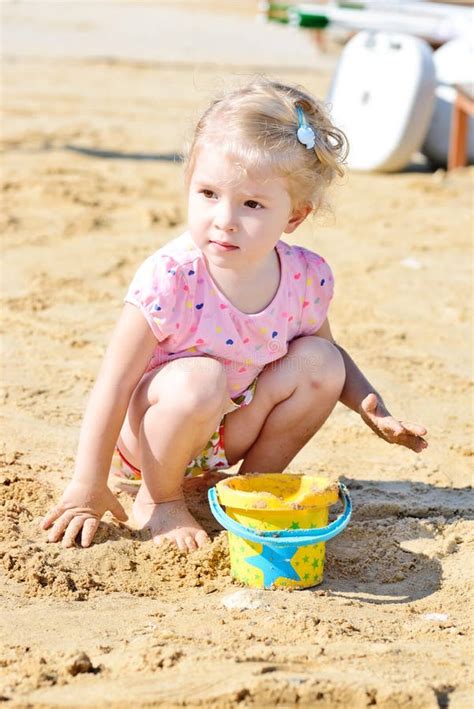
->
[187,147,307,270]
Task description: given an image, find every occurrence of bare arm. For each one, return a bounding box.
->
[42,303,159,546]
[73,303,159,486]
[314,318,428,452]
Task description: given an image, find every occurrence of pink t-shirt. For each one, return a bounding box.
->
[125,231,334,397]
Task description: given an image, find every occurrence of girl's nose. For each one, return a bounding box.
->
[214,201,237,232]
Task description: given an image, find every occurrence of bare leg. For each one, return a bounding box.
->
[224,336,346,473]
[118,357,229,552]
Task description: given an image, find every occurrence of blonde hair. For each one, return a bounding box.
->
[183,78,348,212]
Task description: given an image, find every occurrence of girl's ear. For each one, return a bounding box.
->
[284,202,313,234]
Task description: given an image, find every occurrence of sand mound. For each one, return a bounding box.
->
[0,475,232,601]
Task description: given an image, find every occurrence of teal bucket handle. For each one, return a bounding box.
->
[208,482,352,547]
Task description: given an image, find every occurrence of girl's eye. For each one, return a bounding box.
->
[245,200,262,209]
[201,189,216,199]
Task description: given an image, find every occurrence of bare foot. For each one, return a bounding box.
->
[132,493,210,552]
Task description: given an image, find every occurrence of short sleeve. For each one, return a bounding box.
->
[299,249,335,335]
[124,253,180,342]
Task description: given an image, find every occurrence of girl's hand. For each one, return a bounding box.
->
[41,480,128,548]
[359,393,428,453]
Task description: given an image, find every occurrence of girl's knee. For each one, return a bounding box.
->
[121,358,227,447]
[289,336,345,392]
[158,357,228,419]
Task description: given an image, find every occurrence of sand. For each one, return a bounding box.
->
[1,1,473,707]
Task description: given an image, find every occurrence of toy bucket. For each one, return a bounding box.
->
[208,473,352,590]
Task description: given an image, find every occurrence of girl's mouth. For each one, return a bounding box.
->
[210,240,239,251]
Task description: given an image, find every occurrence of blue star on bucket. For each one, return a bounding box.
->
[245,543,301,588]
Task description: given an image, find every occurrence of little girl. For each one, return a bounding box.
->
[42,78,428,552]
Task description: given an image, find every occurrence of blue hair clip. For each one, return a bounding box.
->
[296,105,316,150]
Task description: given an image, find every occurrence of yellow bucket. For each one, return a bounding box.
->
[208,473,352,590]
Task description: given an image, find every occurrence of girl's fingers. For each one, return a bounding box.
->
[372,418,428,450]
[62,517,86,548]
[107,493,128,522]
[47,511,76,543]
[386,422,405,437]
[396,422,428,450]
[406,438,427,452]
[365,409,428,451]
[395,430,428,451]
[400,421,428,437]
[81,518,100,548]
[176,535,190,553]
[195,530,210,548]
[376,417,403,439]
[41,505,64,530]
[185,535,198,552]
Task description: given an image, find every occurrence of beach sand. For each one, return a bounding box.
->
[1,1,473,706]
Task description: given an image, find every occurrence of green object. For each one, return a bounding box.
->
[266,3,330,30]
[295,11,330,29]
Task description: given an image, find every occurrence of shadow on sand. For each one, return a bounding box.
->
[65,144,182,162]
[320,477,473,604]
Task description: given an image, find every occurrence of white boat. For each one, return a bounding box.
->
[326,30,437,171]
